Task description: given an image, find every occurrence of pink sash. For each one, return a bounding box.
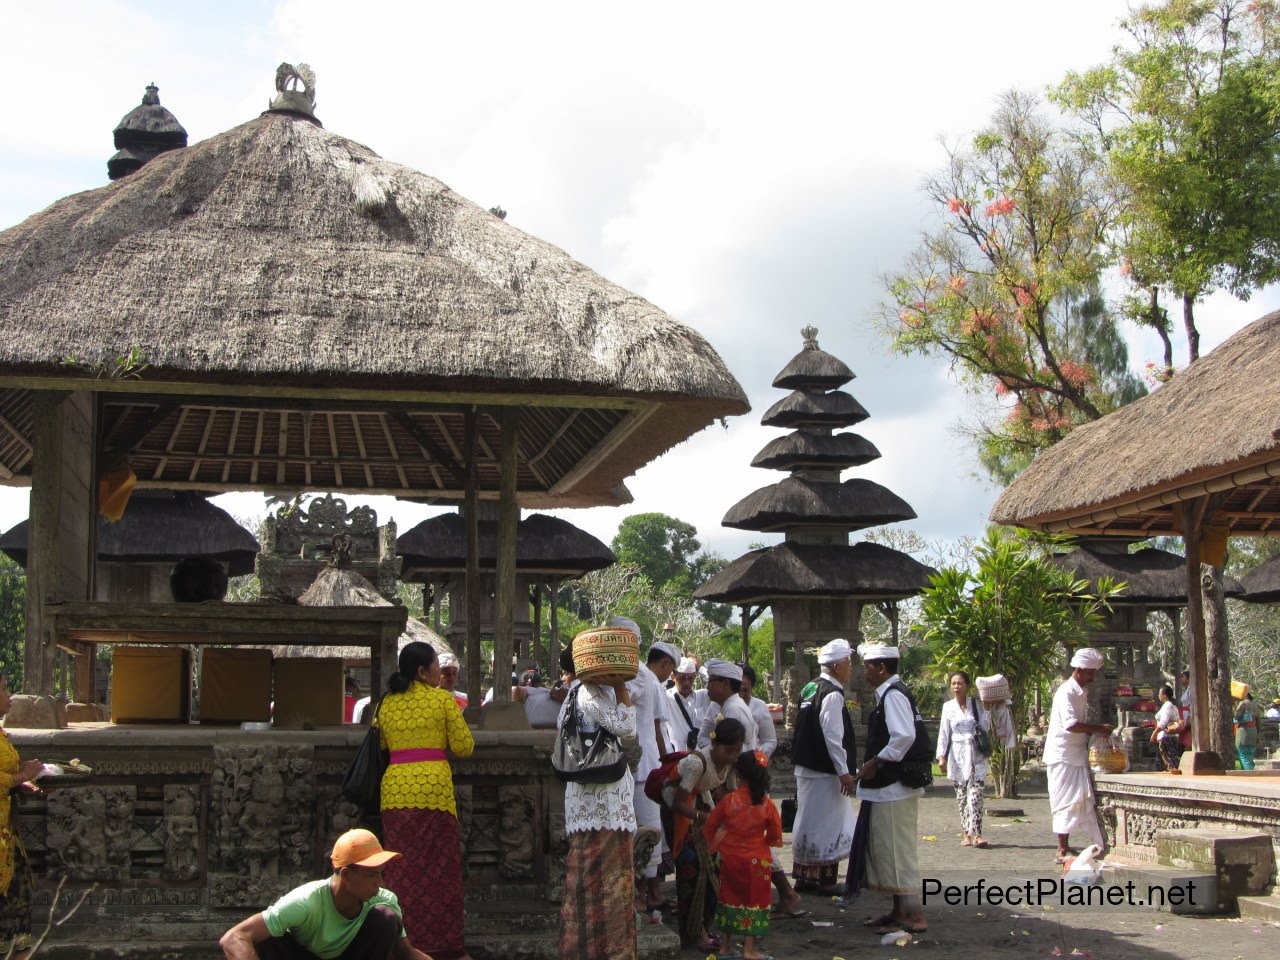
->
[390,748,447,763]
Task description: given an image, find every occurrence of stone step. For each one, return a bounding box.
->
[40,913,682,960]
[1238,895,1280,923]
[1102,859,1221,914]
[1156,828,1275,909]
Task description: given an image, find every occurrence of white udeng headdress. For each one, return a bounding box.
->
[1070,647,1104,670]
[817,638,852,665]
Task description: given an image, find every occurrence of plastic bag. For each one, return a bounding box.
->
[1063,843,1105,886]
[1089,733,1130,774]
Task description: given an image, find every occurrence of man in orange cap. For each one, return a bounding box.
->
[219,828,432,959]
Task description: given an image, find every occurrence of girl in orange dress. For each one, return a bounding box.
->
[705,750,782,960]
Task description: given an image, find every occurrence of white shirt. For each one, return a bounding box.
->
[856,675,925,802]
[563,683,637,835]
[523,688,561,729]
[795,674,851,778]
[1043,675,1090,766]
[1153,700,1178,740]
[626,663,667,779]
[666,687,703,749]
[1266,707,1280,719]
[935,697,1013,782]
[696,690,759,751]
[743,695,777,757]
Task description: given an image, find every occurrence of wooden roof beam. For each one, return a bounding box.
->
[389,411,468,488]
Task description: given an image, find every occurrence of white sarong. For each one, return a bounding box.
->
[1047,762,1104,848]
[791,771,856,867]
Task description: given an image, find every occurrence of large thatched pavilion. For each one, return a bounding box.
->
[0,69,747,704]
[993,309,1280,769]
[0,67,745,952]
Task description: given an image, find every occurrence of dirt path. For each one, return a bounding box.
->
[655,773,1280,960]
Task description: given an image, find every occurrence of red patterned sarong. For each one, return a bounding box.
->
[560,829,636,960]
[381,807,467,959]
[714,851,771,936]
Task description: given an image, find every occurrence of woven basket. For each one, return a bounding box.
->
[571,627,639,682]
[1089,739,1130,774]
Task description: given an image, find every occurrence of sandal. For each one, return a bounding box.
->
[959,837,972,846]
[862,914,897,928]
[973,839,990,848]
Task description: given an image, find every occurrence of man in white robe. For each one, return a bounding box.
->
[695,659,758,751]
[1045,647,1113,861]
[666,657,705,751]
[609,617,668,909]
[790,639,858,893]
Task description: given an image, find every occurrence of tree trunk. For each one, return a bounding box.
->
[1201,564,1236,764]
[1183,293,1200,362]
[1149,287,1173,370]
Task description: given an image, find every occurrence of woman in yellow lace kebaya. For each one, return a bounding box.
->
[377,642,474,960]
[0,673,42,957]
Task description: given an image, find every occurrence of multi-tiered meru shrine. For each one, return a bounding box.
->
[696,327,935,710]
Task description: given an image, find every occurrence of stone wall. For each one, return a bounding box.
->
[7,727,562,946]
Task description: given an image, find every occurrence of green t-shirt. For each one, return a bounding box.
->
[263,879,403,959]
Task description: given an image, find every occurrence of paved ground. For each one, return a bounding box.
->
[647,770,1280,960]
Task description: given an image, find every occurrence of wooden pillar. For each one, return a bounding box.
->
[771,628,783,701]
[1169,608,1182,696]
[374,619,400,698]
[1181,496,1222,773]
[531,581,543,666]
[492,407,520,703]
[463,408,482,710]
[26,391,96,696]
[549,579,561,680]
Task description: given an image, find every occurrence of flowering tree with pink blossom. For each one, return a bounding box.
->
[882,92,1144,482]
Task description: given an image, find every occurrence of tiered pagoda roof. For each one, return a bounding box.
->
[1051,537,1243,605]
[397,512,615,578]
[695,327,934,604]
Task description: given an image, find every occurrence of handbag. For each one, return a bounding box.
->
[341,698,388,813]
[551,685,629,784]
[970,697,992,758]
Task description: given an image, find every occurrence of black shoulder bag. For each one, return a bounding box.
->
[552,685,629,784]
[970,697,993,758]
[341,698,388,813]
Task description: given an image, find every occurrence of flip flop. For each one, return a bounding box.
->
[1054,854,1073,864]
[862,914,897,928]
[959,837,972,846]
[770,907,811,919]
[973,839,990,848]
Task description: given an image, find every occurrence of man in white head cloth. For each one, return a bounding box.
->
[1045,647,1113,862]
[646,640,683,754]
[789,639,858,894]
[667,657,706,751]
[695,659,758,752]
[607,617,666,910]
[437,651,468,711]
[850,641,931,934]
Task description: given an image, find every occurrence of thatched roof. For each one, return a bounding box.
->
[1050,545,1243,604]
[693,542,936,604]
[397,512,614,578]
[1238,553,1280,603]
[760,390,868,429]
[0,105,747,506]
[722,477,917,532]
[750,432,880,472]
[772,345,854,390]
[0,491,258,575]
[276,565,450,659]
[991,310,1280,535]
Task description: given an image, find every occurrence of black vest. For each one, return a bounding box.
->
[862,678,933,789]
[791,678,857,774]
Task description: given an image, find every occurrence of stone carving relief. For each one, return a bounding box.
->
[209,744,314,906]
[498,784,537,879]
[164,785,201,880]
[46,786,135,880]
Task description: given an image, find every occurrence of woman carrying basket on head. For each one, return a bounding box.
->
[935,672,1015,849]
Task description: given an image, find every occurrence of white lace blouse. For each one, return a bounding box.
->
[563,682,638,835]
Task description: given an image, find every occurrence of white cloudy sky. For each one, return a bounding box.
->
[2,0,1277,561]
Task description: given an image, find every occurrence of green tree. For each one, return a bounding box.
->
[0,554,25,692]
[916,529,1123,797]
[611,513,703,594]
[883,92,1143,482]
[1056,0,1280,362]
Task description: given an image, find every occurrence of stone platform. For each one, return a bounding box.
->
[2,723,687,958]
